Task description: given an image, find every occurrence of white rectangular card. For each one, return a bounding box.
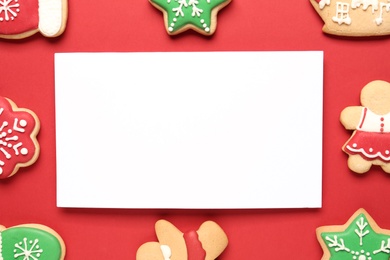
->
[55,51,323,209]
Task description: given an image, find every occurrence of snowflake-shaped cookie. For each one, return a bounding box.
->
[150,0,232,35]
[0,97,40,179]
[317,208,390,260]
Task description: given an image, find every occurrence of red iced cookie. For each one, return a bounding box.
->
[0,97,40,178]
[0,0,68,39]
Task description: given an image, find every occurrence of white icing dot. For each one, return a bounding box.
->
[173,18,177,22]
[7,144,11,148]
[1,132,6,137]
[203,24,207,28]
[353,143,357,148]
[21,148,28,155]
[386,150,390,155]
[0,168,2,175]
[0,18,3,22]
[205,27,210,32]
[369,148,373,153]
[171,23,175,26]
[168,27,173,32]
[19,119,27,127]
[8,129,12,133]
[201,19,204,23]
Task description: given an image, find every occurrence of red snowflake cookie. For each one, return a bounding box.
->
[0,97,40,179]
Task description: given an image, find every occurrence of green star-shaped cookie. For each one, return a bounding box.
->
[149,0,231,35]
[317,209,390,260]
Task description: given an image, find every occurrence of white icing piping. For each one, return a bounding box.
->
[160,245,171,260]
[346,145,390,161]
[38,0,63,36]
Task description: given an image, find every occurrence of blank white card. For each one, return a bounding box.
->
[55,52,323,209]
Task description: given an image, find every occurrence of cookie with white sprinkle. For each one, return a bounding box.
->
[0,96,40,179]
[150,0,231,35]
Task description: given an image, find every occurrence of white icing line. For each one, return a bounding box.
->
[38,0,63,36]
[346,145,390,161]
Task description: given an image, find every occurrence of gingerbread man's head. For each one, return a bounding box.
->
[360,80,390,115]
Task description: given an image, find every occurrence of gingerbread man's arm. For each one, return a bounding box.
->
[340,106,364,130]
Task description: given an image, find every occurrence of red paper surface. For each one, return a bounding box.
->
[1,0,390,259]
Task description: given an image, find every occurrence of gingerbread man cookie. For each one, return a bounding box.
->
[310,0,390,36]
[0,223,66,260]
[0,0,68,39]
[0,96,40,179]
[149,0,231,36]
[317,208,390,260]
[341,80,390,174]
[136,220,228,260]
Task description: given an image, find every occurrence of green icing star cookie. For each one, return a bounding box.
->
[150,0,231,35]
[317,209,390,260]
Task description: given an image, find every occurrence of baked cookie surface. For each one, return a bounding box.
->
[136,220,228,260]
[310,0,390,36]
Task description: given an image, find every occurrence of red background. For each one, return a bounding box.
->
[1,0,390,259]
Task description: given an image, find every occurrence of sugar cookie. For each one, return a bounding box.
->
[310,0,390,36]
[317,208,390,260]
[0,223,66,260]
[340,80,390,174]
[0,96,40,179]
[149,0,231,35]
[136,219,228,260]
[0,0,68,39]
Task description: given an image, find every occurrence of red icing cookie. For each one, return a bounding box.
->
[136,220,228,260]
[0,97,40,179]
[0,0,68,39]
[341,80,390,173]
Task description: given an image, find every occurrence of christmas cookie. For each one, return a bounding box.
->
[0,0,68,39]
[136,220,228,260]
[149,0,231,36]
[341,80,390,174]
[0,223,66,259]
[310,0,390,36]
[0,96,40,179]
[317,208,390,260]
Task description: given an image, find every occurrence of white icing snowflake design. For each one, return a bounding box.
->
[167,0,213,32]
[14,238,43,260]
[325,216,390,259]
[0,108,30,176]
[0,0,20,22]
